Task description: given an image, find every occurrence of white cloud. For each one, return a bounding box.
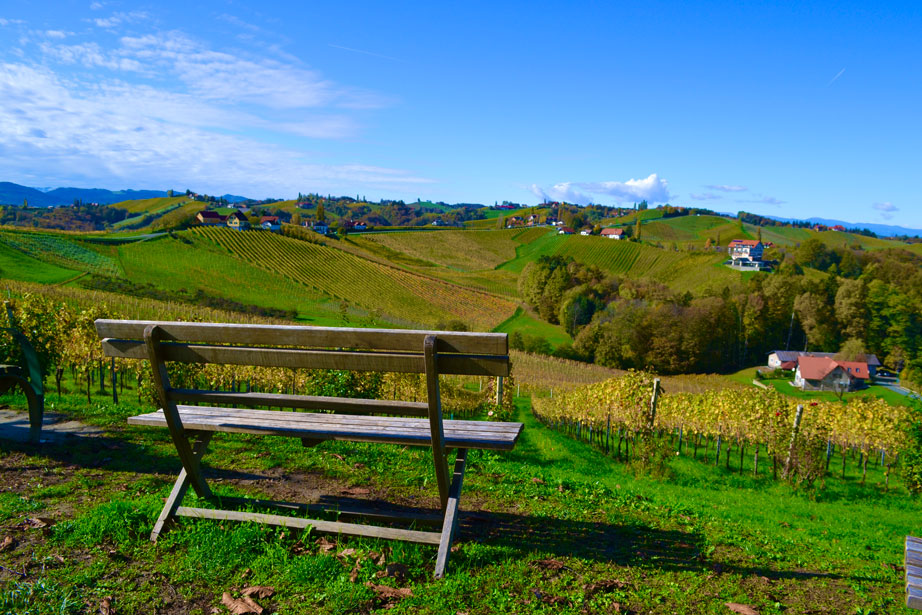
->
[530,173,672,205]
[736,195,785,206]
[706,184,748,192]
[45,30,71,39]
[90,2,105,10]
[91,11,148,28]
[0,18,26,26]
[873,201,898,220]
[0,62,429,195]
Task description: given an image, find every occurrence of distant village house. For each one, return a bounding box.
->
[226,210,250,230]
[793,356,869,392]
[196,210,226,226]
[600,228,624,239]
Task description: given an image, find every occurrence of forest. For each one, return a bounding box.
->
[518,238,922,386]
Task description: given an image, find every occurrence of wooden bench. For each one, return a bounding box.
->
[95,319,522,577]
[0,304,45,443]
[907,536,922,609]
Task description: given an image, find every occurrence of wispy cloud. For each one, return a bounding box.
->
[530,174,672,205]
[690,192,722,200]
[0,18,26,26]
[827,68,846,86]
[736,195,785,206]
[45,30,72,39]
[90,2,105,10]
[90,11,149,28]
[706,184,747,192]
[329,44,401,62]
[872,201,898,220]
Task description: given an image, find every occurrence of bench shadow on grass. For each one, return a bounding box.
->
[0,426,875,585]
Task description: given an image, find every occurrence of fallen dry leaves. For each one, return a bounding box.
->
[221,592,263,614]
[725,603,759,615]
[241,586,274,600]
[364,582,412,600]
[100,596,114,615]
[0,536,16,552]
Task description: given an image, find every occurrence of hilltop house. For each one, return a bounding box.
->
[728,239,764,262]
[794,356,869,392]
[226,211,250,230]
[601,228,624,239]
[196,210,226,226]
[580,228,592,236]
[260,216,281,231]
[558,227,575,235]
[768,350,880,376]
[308,220,329,235]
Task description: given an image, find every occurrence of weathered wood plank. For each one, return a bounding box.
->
[175,506,442,544]
[424,335,450,509]
[151,432,213,541]
[145,325,211,499]
[168,389,429,416]
[910,585,922,610]
[96,319,508,355]
[128,410,522,450]
[907,563,922,582]
[908,536,922,548]
[215,495,444,526]
[434,449,467,579]
[133,407,524,438]
[101,339,510,376]
[909,573,922,591]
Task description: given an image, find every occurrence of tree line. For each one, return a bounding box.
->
[519,241,922,382]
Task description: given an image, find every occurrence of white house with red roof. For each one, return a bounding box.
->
[601,228,624,239]
[728,239,764,262]
[794,355,870,391]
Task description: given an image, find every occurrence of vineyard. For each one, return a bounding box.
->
[533,370,910,485]
[360,229,522,271]
[191,227,518,330]
[641,215,750,245]
[0,231,122,277]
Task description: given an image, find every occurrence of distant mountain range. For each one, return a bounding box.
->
[0,182,253,207]
[764,215,922,238]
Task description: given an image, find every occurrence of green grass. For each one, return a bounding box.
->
[0,385,914,614]
[0,240,81,284]
[0,231,121,277]
[493,307,572,348]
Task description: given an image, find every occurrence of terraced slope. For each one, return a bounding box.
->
[642,215,750,245]
[361,229,521,271]
[0,231,121,276]
[192,227,517,329]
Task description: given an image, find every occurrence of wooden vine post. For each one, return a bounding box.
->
[783,405,804,479]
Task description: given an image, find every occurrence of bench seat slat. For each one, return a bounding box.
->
[168,389,429,417]
[129,407,523,451]
[96,319,508,355]
[102,339,510,377]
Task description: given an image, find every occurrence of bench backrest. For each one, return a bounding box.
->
[95,320,509,378]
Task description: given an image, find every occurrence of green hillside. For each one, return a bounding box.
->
[191,227,518,330]
[0,240,80,284]
[641,215,751,246]
[0,230,121,276]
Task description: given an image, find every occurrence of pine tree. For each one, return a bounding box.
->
[635,214,642,240]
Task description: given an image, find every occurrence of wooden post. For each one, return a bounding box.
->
[111,358,118,405]
[649,378,660,426]
[753,442,759,476]
[783,405,804,478]
[495,376,503,405]
[825,439,833,471]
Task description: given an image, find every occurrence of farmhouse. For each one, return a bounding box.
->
[558,227,575,235]
[768,350,881,376]
[226,211,250,230]
[601,228,624,239]
[794,356,869,392]
[728,239,763,261]
[309,221,329,235]
[580,228,592,236]
[196,210,226,226]
[260,216,281,231]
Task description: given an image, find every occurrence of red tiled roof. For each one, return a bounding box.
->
[729,239,760,246]
[601,228,624,236]
[260,216,279,223]
[797,356,869,380]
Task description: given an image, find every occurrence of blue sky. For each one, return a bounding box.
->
[1,1,920,227]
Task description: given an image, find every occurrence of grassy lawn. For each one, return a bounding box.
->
[493,307,572,348]
[0,371,917,614]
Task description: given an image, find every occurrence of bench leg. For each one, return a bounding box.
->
[151,432,213,542]
[23,387,43,444]
[434,449,467,579]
